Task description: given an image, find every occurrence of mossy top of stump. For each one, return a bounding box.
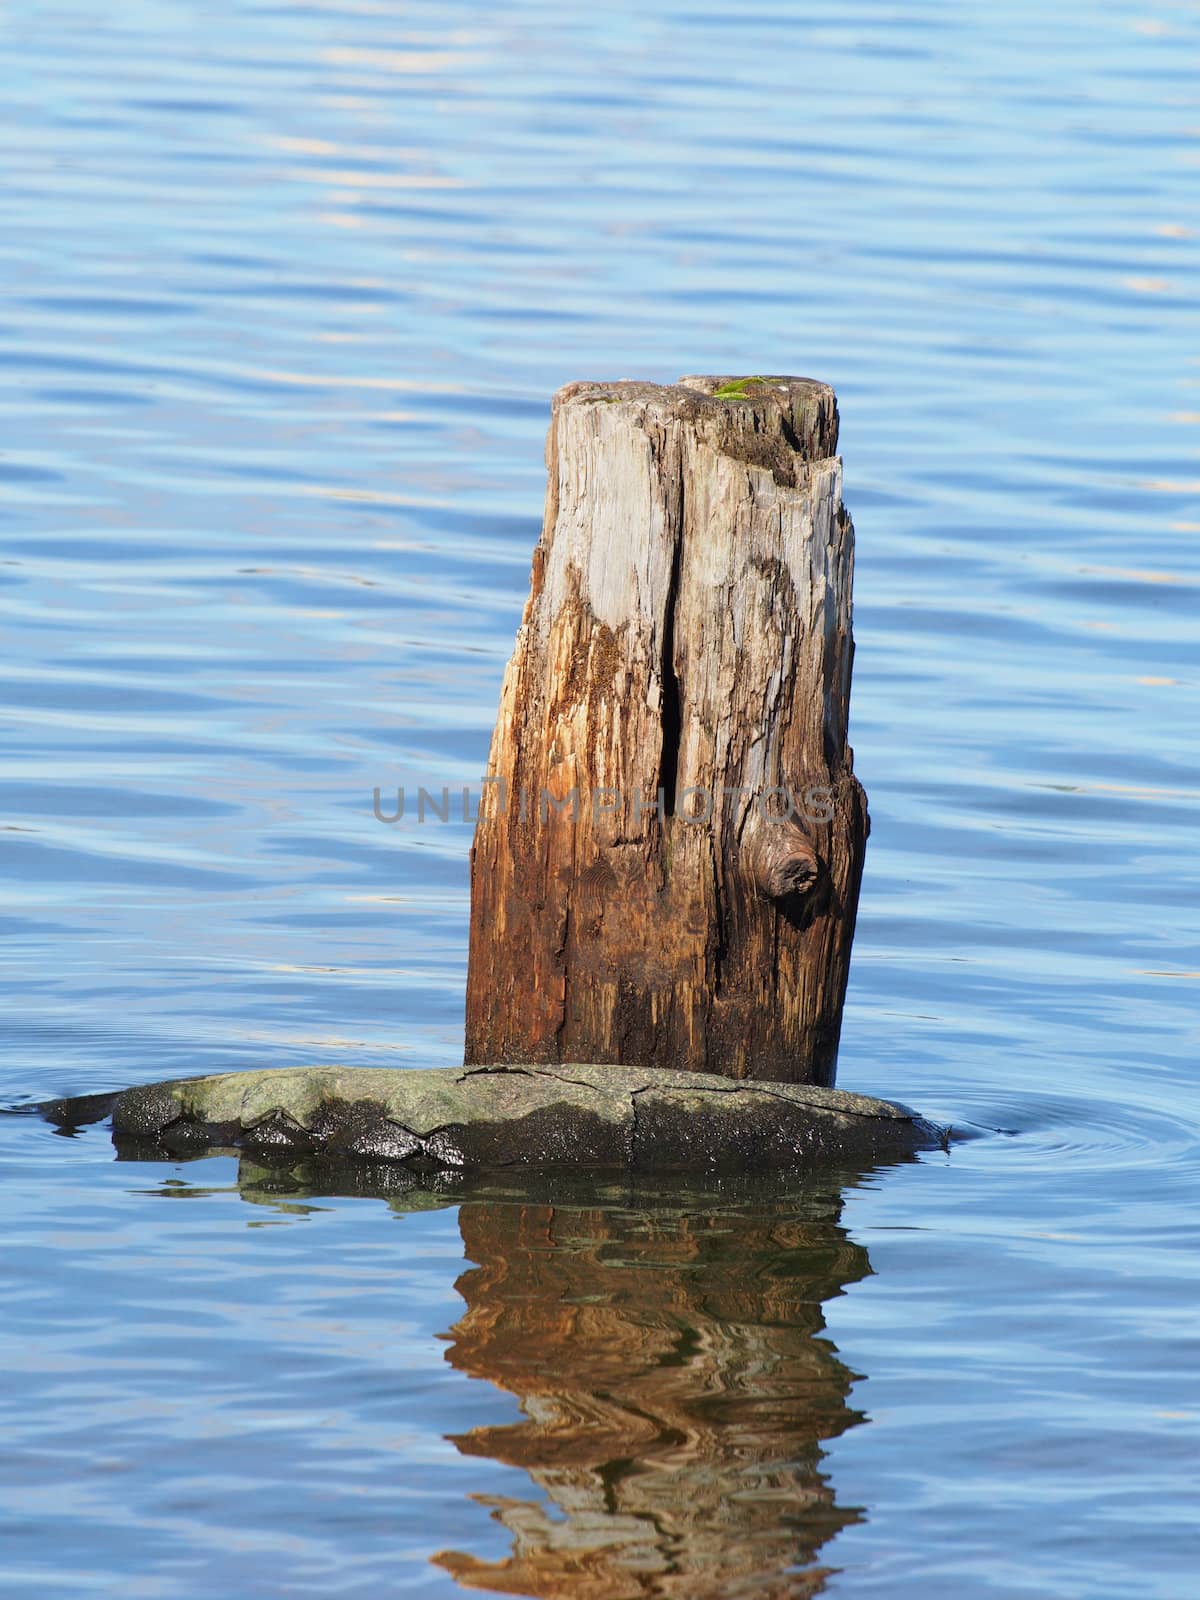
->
[41,1064,941,1174]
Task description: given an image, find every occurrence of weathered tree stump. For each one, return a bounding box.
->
[15,377,918,1178]
[467,376,868,1084]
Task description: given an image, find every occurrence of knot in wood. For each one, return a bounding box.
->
[743,817,821,903]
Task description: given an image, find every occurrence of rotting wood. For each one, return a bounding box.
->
[466,375,868,1083]
[13,378,905,1176]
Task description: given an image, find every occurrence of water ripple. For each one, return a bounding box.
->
[2,0,1199,1594]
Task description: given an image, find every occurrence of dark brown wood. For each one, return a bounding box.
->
[466,376,868,1084]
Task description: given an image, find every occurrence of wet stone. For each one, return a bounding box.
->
[30,1064,944,1174]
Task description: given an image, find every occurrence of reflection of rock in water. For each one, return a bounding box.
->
[436,1188,872,1600]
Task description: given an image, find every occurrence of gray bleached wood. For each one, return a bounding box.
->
[19,378,901,1179]
[466,375,868,1083]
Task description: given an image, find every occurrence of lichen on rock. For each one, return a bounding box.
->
[37,1062,942,1174]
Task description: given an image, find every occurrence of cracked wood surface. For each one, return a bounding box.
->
[466,375,868,1084]
[36,1064,939,1172]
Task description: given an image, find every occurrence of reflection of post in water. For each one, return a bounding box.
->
[435,1184,873,1600]
[134,1157,883,1597]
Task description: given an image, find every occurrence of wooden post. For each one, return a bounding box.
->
[466,376,868,1084]
[30,377,910,1178]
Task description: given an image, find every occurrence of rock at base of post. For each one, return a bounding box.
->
[36,1064,944,1172]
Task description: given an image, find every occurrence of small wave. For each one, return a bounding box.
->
[925,1086,1200,1179]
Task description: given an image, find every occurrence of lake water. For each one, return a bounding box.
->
[2,1,1198,1594]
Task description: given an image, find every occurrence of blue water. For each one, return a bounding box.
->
[3,0,1199,1593]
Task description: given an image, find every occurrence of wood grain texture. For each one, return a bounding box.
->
[466,376,868,1084]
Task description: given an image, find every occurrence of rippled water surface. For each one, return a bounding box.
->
[3,1,1199,1594]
